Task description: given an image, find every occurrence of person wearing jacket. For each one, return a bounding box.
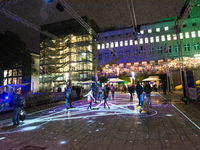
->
[65,85,73,109]
[135,82,143,106]
[84,89,95,110]
[12,89,23,125]
[144,82,152,114]
[103,87,110,109]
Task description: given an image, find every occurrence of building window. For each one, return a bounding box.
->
[156,36,159,42]
[183,24,187,28]
[135,40,138,45]
[99,54,102,60]
[115,42,118,47]
[145,38,148,44]
[165,26,169,31]
[192,23,196,26]
[140,30,144,34]
[175,45,179,52]
[191,31,196,38]
[105,52,109,59]
[97,44,100,50]
[149,48,154,55]
[194,43,199,50]
[161,35,165,41]
[141,48,146,55]
[198,31,200,37]
[168,46,172,53]
[120,41,123,47]
[126,63,131,67]
[150,37,154,43]
[119,63,124,67]
[102,44,105,49]
[180,33,183,39]
[184,44,190,51]
[156,28,160,32]
[106,43,109,48]
[126,50,130,57]
[167,34,171,41]
[133,49,137,56]
[185,32,189,39]
[119,51,123,57]
[140,38,143,44]
[111,42,114,48]
[158,47,162,54]
[129,40,133,45]
[148,29,152,33]
[173,34,177,40]
[125,40,128,46]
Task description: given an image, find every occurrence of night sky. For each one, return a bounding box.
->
[0,0,186,51]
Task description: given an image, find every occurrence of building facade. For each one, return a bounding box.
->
[97,2,200,88]
[39,16,99,92]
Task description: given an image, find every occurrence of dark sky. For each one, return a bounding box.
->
[2,0,186,28]
[0,0,186,52]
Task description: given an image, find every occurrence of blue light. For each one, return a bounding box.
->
[46,0,53,2]
[5,96,8,100]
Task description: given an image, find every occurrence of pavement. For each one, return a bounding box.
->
[1,92,200,150]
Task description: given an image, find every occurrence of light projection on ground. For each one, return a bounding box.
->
[0,94,158,135]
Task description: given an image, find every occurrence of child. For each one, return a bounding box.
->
[84,89,95,110]
[103,88,110,109]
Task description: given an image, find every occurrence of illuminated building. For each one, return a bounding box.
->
[97,2,200,88]
[39,16,99,92]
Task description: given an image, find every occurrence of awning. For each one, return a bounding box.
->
[0,83,30,89]
[81,80,96,84]
[109,78,124,83]
[142,78,160,81]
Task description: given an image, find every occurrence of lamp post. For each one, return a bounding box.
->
[131,71,135,85]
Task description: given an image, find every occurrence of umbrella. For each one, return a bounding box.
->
[109,78,124,83]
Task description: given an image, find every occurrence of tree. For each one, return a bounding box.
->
[0,31,37,84]
[99,76,108,83]
[119,73,131,83]
[135,74,149,83]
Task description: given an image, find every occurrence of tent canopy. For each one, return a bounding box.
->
[81,80,96,84]
[0,83,30,89]
[142,78,160,81]
[109,78,124,83]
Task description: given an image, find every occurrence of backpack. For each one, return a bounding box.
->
[65,88,71,98]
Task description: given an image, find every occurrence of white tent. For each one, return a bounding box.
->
[142,77,160,81]
[109,78,124,83]
[81,80,96,84]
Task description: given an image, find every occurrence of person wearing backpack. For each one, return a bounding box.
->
[12,89,24,125]
[65,85,73,109]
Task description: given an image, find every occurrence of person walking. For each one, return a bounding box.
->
[162,82,167,95]
[124,85,127,93]
[99,86,102,102]
[103,87,110,109]
[12,89,24,125]
[144,82,152,114]
[76,86,81,99]
[84,89,95,110]
[128,85,134,101]
[94,84,99,103]
[110,84,115,98]
[135,82,143,106]
[65,85,73,109]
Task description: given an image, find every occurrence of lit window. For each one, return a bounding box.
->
[156,36,159,42]
[106,43,109,48]
[167,35,171,41]
[185,32,189,39]
[198,31,200,37]
[161,35,165,41]
[129,40,133,45]
[156,28,160,32]
[125,40,128,46]
[191,31,196,38]
[120,41,123,47]
[97,44,100,50]
[140,38,143,44]
[150,37,154,43]
[173,34,177,40]
[180,33,183,39]
[145,38,148,44]
[165,26,169,31]
[140,30,144,34]
[102,44,105,49]
[111,42,114,48]
[135,40,138,45]
[115,42,118,47]
[148,29,152,33]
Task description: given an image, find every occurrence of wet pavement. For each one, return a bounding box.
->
[1,92,200,150]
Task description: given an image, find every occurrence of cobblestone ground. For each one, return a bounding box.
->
[1,92,200,150]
